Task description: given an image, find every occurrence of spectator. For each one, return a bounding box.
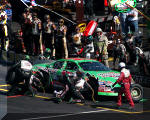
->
[55,19,68,59]
[21,8,33,55]
[43,14,56,57]
[84,0,94,19]
[119,12,128,35]
[31,12,42,55]
[112,39,127,69]
[125,8,138,35]
[71,26,83,55]
[72,26,82,46]
[124,31,136,49]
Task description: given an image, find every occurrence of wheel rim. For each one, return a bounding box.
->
[131,87,141,99]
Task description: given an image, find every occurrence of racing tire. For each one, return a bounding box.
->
[130,84,143,103]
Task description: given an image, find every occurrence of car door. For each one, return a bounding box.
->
[49,61,65,81]
[64,61,79,73]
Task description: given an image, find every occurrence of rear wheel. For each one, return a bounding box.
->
[130,84,143,102]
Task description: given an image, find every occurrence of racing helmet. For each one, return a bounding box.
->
[43,48,51,58]
[76,70,84,78]
[68,72,77,78]
[45,48,51,54]
[127,31,133,36]
[119,62,126,69]
[25,55,30,60]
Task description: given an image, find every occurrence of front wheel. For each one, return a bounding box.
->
[130,84,143,103]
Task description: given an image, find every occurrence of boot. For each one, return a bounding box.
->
[55,97,62,104]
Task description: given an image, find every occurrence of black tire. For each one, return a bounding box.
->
[130,84,143,103]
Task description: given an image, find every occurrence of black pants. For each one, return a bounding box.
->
[43,33,53,49]
[55,36,63,59]
[23,33,33,55]
[32,35,40,55]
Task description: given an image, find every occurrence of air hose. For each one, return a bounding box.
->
[85,81,96,103]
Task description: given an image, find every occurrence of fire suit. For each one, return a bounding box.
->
[95,34,109,67]
[7,59,35,96]
[113,68,134,107]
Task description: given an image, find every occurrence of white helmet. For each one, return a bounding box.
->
[96,28,102,32]
[119,62,126,68]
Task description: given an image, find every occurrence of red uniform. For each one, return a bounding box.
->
[114,68,134,107]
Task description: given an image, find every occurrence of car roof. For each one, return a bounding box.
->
[59,58,98,63]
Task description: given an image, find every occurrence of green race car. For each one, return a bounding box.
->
[32,58,143,102]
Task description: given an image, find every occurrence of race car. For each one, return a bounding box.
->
[32,58,143,102]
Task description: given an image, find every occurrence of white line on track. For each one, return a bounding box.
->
[21,109,108,120]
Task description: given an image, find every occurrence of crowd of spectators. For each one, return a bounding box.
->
[0,0,150,75]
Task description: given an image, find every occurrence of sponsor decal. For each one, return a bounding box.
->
[98,85,105,92]
[98,85,113,92]
[77,23,86,33]
[98,81,113,92]
[104,86,112,92]
[104,81,113,86]
[98,72,120,78]
[99,81,104,85]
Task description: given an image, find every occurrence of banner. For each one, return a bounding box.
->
[109,0,137,13]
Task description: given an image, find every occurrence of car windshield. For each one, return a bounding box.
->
[79,62,111,71]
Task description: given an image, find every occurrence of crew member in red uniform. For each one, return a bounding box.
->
[112,62,134,109]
